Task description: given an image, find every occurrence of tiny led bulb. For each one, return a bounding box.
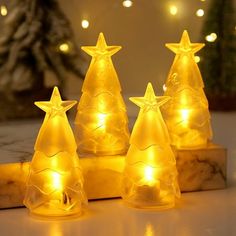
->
[59,43,70,53]
[196,9,204,17]
[205,33,217,42]
[163,84,167,92]
[0,5,7,16]
[169,5,178,15]
[123,0,133,8]
[194,56,201,63]
[81,19,89,29]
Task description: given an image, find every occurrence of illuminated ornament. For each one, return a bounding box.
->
[24,87,87,218]
[75,33,130,156]
[81,19,89,29]
[162,30,212,149]
[121,83,180,209]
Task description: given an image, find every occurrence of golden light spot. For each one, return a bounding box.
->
[205,33,217,42]
[196,9,204,17]
[81,19,89,29]
[52,172,63,191]
[194,56,201,63]
[0,5,7,16]
[122,0,133,8]
[59,43,70,53]
[169,5,178,15]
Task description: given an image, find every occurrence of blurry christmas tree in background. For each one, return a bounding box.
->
[199,0,236,111]
[0,0,84,120]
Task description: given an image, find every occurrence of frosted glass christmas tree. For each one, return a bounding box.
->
[75,33,130,156]
[122,83,180,209]
[24,87,87,218]
[162,30,212,149]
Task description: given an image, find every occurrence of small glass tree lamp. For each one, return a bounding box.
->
[74,33,130,156]
[24,87,87,218]
[122,83,180,209]
[162,30,212,149]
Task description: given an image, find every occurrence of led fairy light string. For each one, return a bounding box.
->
[0,1,213,38]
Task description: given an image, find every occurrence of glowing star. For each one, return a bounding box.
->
[81,33,121,58]
[75,33,130,156]
[130,83,170,112]
[166,30,205,55]
[24,87,87,218]
[121,83,180,209]
[162,30,212,149]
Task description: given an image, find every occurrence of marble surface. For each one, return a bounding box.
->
[0,146,226,208]
[0,113,231,209]
[0,138,226,209]
[0,112,236,235]
[0,187,236,236]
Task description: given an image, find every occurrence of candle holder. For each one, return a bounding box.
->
[122,83,180,209]
[24,87,87,218]
[74,33,130,156]
[161,30,212,149]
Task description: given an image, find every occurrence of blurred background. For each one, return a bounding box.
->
[0,0,235,120]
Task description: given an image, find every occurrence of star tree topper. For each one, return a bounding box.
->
[130,83,170,112]
[82,33,121,58]
[35,87,77,116]
[166,30,205,55]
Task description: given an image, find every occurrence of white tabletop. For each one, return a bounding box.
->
[0,186,236,236]
[0,112,236,236]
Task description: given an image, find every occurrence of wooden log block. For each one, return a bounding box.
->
[0,144,227,209]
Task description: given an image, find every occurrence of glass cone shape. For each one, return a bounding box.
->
[24,87,87,218]
[121,83,180,209]
[162,30,212,149]
[74,33,130,156]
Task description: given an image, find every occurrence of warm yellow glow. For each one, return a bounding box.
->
[205,33,217,42]
[97,113,107,130]
[180,108,190,127]
[169,5,178,15]
[49,223,63,236]
[194,56,201,63]
[59,43,70,53]
[163,31,212,149]
[145,223,155,236]
[75,33,130,156]
[163,84,167,92]
[196,9,204,17]
[52,172,63,191]
[81,19,89,29]
[122,0,133,8]
[0,5,7,16]
[122,83,180,209]
[144,166,155,183]
[24,87,87,217]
